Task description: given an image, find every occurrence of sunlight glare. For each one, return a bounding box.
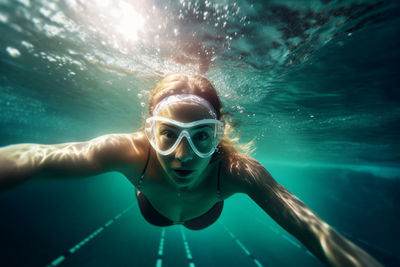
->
[90,0,146,43]
[113,1,145,42]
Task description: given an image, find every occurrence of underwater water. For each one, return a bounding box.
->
[0,0,399,266]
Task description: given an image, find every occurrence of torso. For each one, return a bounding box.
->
[123,133,238,223]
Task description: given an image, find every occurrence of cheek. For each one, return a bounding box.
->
[156,153,171,168]
[197,158,211,169]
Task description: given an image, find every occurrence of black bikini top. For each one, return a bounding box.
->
[136,146,222,200]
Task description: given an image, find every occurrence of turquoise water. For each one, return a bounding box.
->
[0,0,399,266]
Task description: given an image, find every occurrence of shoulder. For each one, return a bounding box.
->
[89,131,150,176]
[89,131,148,157]
[217,153,273,198]
[220,153,255,196]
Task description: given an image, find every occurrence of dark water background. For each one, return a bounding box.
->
[0,0,399,266]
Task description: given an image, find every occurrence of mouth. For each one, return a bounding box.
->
[173,169,194,178]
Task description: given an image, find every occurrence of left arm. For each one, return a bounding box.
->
[228,156,382,267]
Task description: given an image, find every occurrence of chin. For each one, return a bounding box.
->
[170,176,194,188]
[169,170,200,186]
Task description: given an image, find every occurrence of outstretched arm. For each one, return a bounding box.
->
[229,156,382,267]
[0,132,148,193]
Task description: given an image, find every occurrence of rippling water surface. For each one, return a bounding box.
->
[0,0,399,266]
[1,0,399,169]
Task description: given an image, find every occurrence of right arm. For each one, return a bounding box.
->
[0,132,149,193]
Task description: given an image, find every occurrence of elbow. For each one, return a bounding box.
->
[0,165,33,193]
[0,174,29,194]
[0,146,41,193]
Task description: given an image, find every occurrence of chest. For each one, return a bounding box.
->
[133,163,228,222]
[141,185,220,222]
[129,153,239,222]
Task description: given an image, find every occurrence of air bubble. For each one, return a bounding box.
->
[0,13,8,23]
[21,40,34,50]
[6,47,21,58]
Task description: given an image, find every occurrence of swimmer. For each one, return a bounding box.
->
[0,74,382,266]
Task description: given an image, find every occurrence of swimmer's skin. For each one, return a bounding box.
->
[0,133,382,267]
[0,98,380,266]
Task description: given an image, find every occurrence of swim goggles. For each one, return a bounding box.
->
[145,116,224,158]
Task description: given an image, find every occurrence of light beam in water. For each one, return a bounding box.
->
[89,0,146,43]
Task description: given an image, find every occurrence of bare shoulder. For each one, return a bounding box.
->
[90,131,150,177]
[90,131,148,157]
[219,153,275,197]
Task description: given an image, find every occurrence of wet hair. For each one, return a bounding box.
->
[148,74,222,119]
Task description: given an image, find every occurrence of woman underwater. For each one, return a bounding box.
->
[0,73,381,266]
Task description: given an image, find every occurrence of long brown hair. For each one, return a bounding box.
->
[146,73,254,162]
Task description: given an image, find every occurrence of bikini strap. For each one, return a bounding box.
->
[217,161,222,200]
[137,144,151,191]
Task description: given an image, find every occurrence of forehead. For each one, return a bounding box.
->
[157,102,215,122]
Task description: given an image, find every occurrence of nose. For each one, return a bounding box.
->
[175,137,193,163]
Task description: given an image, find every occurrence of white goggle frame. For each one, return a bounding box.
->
[145,116,224,158]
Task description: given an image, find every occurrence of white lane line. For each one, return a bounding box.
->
[180,226,195,266]
[258,218,304,250]
[234,210,318,258]
[155,228,166,267]
[45,203,134,267]
[156,259,162,267]
[282,234,302,249]
[48,256,65,267]
[306,250,316,258]
[221,223,264,267]
[105,219,114,227]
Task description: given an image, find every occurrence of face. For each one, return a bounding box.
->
[154,102,216,189]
